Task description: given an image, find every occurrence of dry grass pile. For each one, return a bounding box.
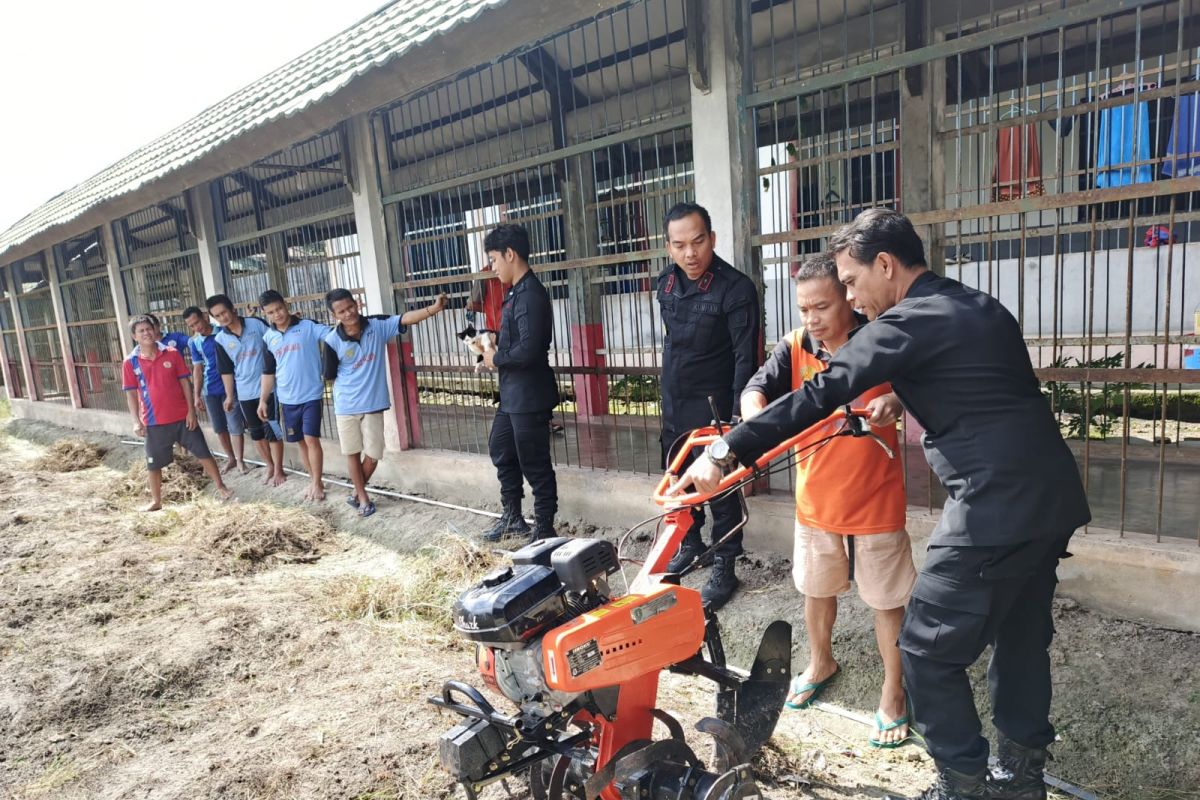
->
[31,438,104,472]
[110,453,208,504]
[324,537,500,627]
[179,502,333,572]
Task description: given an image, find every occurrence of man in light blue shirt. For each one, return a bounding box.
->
[184,306,247,474]
[322,288,446,517]
[206,293,285,487]
[259,289,332,502]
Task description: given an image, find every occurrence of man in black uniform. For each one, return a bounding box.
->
[657,202,760,610]
[670,209,1090,800]
[479,223,559,542]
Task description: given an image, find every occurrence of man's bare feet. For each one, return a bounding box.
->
[238,462,250,475]
[310,483,325,501]
[215,485,234,502]
[260,470,273,486]
[270,471,287,487]
[871,686,910,747]
[139,502,162,512]
[220,459,238,475]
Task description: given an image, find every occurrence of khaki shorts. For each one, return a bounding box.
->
[336,412,385,461]
[792,522,916,610]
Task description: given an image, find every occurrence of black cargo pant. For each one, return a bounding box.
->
[899,531,1073,775]
[490,409,557,520]
[660,393,743,559]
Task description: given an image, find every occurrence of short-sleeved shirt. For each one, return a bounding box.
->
[161,331,191,352]
[744,323,905,535]
[214,317,271,401]
[263,316,332,405]
[122,342,191,426]
[322,315,404,415]
[188,328,225,397]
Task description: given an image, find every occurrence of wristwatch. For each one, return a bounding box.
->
[705,438,738,469]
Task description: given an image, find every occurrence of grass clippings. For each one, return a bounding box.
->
[31,438,104,472]
[324,537,499,627]
[110,453,208,506]
[179,502,333,573]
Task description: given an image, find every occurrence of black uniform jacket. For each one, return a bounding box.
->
[493,269,558,413]
[656,255,760,409]
[725,271,1091,547]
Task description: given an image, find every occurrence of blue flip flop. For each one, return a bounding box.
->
[346,494,360,509]
[869,710,912,748]
[784,666,840,710]
[359,501,377,518]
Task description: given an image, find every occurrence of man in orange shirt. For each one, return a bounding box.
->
[741,253,914,747]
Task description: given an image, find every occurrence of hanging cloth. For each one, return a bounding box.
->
[1163,91,1200,177]
[993,123,1045,201]
[1096,101,1154,187]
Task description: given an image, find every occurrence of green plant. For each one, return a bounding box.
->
[611,375,660,404]
[1043,353,1150,439]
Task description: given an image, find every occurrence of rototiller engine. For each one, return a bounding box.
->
[431,408,885,800]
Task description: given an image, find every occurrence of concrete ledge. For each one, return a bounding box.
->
[12,400,1200,633]
[1057,526,1200,632]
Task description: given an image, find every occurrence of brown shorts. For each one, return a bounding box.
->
[792,522,916,610]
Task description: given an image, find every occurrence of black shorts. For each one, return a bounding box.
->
[145,421,212,469]
[240,395,283,442]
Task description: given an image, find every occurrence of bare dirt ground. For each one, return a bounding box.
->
[1,418,1197,800]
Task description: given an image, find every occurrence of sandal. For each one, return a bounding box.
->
[359,501,377,518]
[345,494,360,509]
[869,710,911,749]
[784,666,840,710]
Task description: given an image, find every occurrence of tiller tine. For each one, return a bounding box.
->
[716,619,791,756]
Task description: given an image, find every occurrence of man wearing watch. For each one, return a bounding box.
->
[670,209,1089,800]
[656,202,760,610]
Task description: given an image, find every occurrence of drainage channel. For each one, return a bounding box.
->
[119,441,502,520]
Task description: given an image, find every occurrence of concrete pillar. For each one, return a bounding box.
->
[899,0,946,276]
[264,233,289,300]
[346,112,415,450]
[6,264,37,400]
[688,0,757,285]
[0,269,16,400]
[562,154,608,419]
[100,223,133,353]
[347,114,395,317]
[44,247,83,408]
[189,183,225,300]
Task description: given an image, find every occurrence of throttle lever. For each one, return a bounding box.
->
[842,404,896,460]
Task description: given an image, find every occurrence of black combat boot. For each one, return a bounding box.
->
[532,515,557,541]
[887,766,996,800]
[666,534,711,573]
[700,555,739,610]
[481,500,531,542]
[991,734,1050,800]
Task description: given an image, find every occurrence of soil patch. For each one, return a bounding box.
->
[2,419,1197,799]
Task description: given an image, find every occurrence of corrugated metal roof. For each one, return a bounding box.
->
[0,0,509,257]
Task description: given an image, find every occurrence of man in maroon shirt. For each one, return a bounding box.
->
[123,315,232,511]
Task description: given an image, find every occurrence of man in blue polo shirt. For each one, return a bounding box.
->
[184,306,247,474]
[259,289,332,502]
[322,288,446,517]
[206,293,286,487]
